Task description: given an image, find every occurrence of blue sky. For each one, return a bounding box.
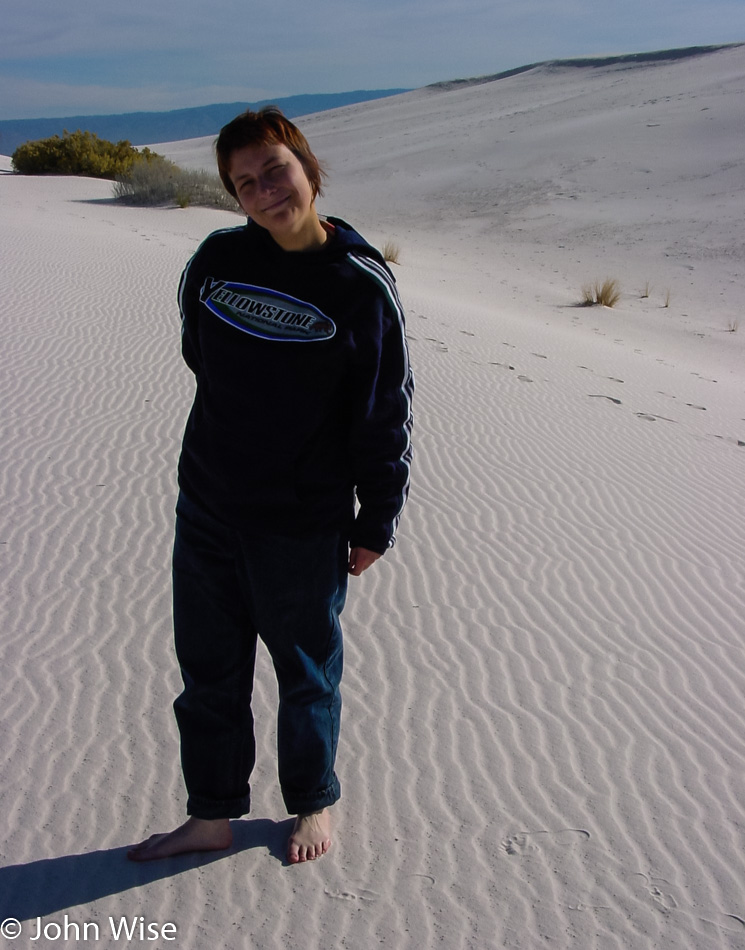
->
[2,0,744,119]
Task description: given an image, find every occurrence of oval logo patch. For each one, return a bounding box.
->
[200,278,336,342]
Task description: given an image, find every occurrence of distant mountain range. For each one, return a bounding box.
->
[0,89,411,156]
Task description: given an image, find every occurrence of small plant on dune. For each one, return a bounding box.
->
[381,240,401,265]
[113,157,182,204]
[596,278,621,307]
[640,281,651,298]
[727,318,739,333]
[662,288,671,308]
[113,160,240,212]
[580,278,621,308]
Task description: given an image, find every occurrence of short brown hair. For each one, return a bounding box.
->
[215,106,326,201]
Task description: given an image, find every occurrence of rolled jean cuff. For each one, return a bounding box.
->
[282,775,341,816]
[186,791,251,820]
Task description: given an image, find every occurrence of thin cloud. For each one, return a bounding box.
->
[1,0,743,118]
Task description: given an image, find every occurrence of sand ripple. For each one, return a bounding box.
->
[3,51,745,948]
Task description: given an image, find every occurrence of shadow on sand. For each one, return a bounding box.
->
[0,818,292,922]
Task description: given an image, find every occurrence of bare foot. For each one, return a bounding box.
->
[287,809,332,864]
[127,817,232,862]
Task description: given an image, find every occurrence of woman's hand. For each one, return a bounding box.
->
[348,547,381,576]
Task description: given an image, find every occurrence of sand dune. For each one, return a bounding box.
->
[1,46,744,949]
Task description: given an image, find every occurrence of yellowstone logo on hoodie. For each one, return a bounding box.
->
[200,278,336,342]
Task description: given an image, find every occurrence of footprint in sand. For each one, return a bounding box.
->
[636,412,677,423]
[579,368,623,384]
[589,394,622,405]
[324,887,379,902]
[405,873,436,887]
[424,337,448,352]
[501,829,590,856]
[632,873,678,914]
[501,833,532,855]
[633,874,745,933]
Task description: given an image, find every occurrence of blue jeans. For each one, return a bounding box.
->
[172,492,347,818]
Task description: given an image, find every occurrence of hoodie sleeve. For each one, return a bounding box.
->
[346,253,414,554]
[178,252,204,377]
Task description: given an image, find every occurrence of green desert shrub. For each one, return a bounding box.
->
[113,161,240,211]
[11,129,162,180]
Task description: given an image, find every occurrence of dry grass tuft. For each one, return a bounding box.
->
[596,278,622,307]
[381,240,401,265]
[727,318,739,333]
[580,278,621,308]
[114,161,240,211]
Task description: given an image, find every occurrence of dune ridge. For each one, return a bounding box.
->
[2,45,744,949]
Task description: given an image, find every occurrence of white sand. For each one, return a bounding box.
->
[1,46,744,949]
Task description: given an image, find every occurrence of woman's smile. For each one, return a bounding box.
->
[262,193,291,213]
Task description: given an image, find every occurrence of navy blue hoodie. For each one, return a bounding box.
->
[177,217,413,554]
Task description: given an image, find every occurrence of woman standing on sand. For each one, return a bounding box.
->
[128,108,413,864]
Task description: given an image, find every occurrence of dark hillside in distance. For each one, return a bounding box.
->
[0,89,410,155]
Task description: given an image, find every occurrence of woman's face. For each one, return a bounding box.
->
[228,142,322,251]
